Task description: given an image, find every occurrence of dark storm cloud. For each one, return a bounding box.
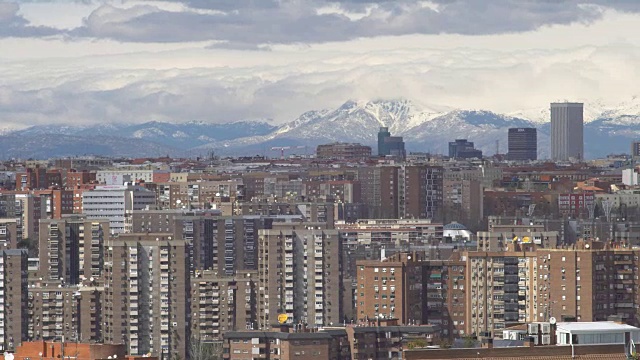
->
[3,0,640,43]
[69,0,608,44]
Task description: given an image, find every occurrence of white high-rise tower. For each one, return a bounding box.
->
[551,102,584,161]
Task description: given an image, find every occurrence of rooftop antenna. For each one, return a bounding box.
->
[527,204,536,218]
[587,202,595,220]
[601,199,613,223]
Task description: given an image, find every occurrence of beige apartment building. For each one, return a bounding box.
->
[190,270,257,342]
[38,218,109,284]
[257,223,342,329]
[27,281,103,343]
[103,233,189,360]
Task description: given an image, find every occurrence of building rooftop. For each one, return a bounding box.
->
[556,321,639,334]
[444,222,467,230]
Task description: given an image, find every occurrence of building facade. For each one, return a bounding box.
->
[103,233,189,360]
[0,249,28,352]
[82,185,156,233]
[508,128,537,161]
[257,223,342,328]
[551,102,584,161]
[316,143,372,160]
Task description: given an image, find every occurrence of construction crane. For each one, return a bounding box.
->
[270,146,308,160]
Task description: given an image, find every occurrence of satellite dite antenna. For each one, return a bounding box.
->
[601,200,613,223]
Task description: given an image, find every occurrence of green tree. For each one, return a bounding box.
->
[189,337,223,360]
[463,335,477,348]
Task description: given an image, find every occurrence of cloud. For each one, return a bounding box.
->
[63,0,621,44]
[3,43,640,128]
[0,1,60,37]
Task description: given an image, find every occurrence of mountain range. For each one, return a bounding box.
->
[2,98,640,159]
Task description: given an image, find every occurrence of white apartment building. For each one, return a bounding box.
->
[82,185,156,234]
[96,170,155,185]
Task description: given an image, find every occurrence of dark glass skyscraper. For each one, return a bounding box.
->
[377,127,405,159]
[507,128,537,161]
[378,127,391,156]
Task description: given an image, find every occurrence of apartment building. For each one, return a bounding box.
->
[257,223,342,328]
[103,233,189,360]
[398,165,443,220]
[0,249,28,352]
[303,180,362,203]
[477,223,559,251]
[190,270,257,342]
[0,219,19,249]
[155,180,245,210]
[33,189,74,219]
[356,253,426,326]
[357,166,399,219]
[96,169,155,184]
[238,202,334,226]
[223,329,345,360]
[316,142,372,160]
[177,215,262,275]
[442,178,483,230]
[38,219,109,284]
[82,185,156,234]
[422,255,468,340]
[65,170,97,188]
[535,241,640,326]
[465,245,538,337]
[223,320,440,360]
[15,193,44,240]
[336,219,443,245]
[27,282,103,343]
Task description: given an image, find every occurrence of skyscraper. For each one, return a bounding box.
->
[377,127,406,159]
[507,128,537,161]
[551,103,584,161]
[378,127,391,156]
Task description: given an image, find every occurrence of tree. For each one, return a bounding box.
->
[462,335,477,348]
[438,338,452,349]
[189,337,223,360]
[405,339,428,350]
[17,237,37,257]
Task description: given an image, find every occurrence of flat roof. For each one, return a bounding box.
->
[557,322,640,334]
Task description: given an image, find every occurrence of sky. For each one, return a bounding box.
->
[2,0,640,129]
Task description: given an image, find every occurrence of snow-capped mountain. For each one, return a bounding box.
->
[209,100,542,157]
[4,98,640,159]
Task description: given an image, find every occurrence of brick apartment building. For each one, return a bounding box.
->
[356,252,427,326]
[357,165,443,220]
[316,142,372,160]
[0,249,28,352]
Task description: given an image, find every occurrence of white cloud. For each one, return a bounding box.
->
[2,1,640,129]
